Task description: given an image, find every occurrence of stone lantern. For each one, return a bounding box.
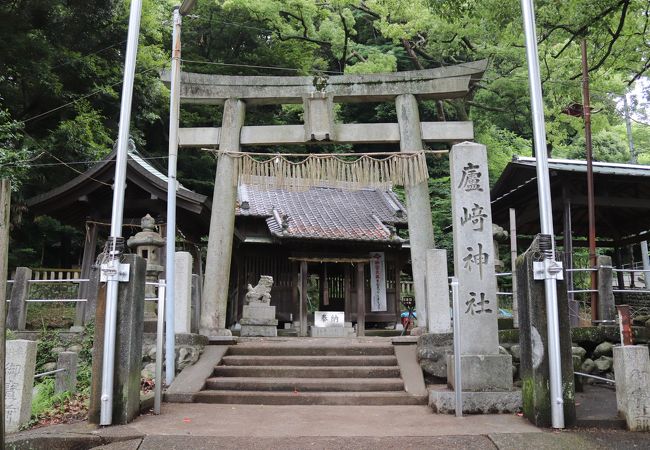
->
[127,214,165,320]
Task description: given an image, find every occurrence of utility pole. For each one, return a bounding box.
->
[520,0,565,429]
[1,179,11,447]
[165,0,197,386]
[580,39,598,323]
[100,0,143,426]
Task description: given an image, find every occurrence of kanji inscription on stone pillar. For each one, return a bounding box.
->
[450,142,499,355]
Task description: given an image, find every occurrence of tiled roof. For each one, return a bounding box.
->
[237,183,407,243]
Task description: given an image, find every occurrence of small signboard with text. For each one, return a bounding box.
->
[314,311,345,327]
[369,252,387,312]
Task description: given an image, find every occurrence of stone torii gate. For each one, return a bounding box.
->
[163,60,487,337]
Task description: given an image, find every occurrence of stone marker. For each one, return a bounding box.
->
[55,351,78,394]
[5,339,37,433]
[191,274,201,334]
[448,142,511,391]
[516,235,576,427]
[174,252,193,334]
[425,249,451,333]
[613,345,650,431]
[113,254,146,424]
[7,267,31,331]
[240,276,278,337]
[597,255,616,322]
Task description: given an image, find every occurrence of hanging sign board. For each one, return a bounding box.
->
[369,252,387,312]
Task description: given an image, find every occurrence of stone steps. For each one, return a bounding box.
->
[212,365,401,378]
[226,344,394,357]
[205,377,405,392]
[197,340,426,406]
[221,355,398,367]
[194,390,427,406]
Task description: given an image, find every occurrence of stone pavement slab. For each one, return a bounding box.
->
[126,404,539,437]
[489,431,602,450]
[138,435,497,450]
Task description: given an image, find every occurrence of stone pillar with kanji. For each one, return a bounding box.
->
[448,142,512,391]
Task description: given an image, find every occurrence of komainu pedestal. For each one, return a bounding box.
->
[240,276,278,337]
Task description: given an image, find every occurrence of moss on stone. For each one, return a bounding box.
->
[499,329,519,344]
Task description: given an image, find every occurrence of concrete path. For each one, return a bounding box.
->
[129,404,539,437]
[7,404,649,449]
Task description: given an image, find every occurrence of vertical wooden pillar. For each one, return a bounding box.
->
[343,264,351,321]
[0,178,10,444]
[300,261,308,337]
[75,221,98,329]
[356,262,366,337]
[322,264,329,306]
[291,261,298,325]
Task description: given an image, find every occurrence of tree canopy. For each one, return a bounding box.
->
[1,0,649,267]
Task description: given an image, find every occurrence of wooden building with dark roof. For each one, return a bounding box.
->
[26,145,411,333]
[230,183,410,333]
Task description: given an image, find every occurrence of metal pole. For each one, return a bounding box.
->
[0,179,11,446]
[520,0,565,429]
[580,39,598,323]
[154,280,166,415]
[165,5,182,387]
[100,0,143,426]
[450,277,462,418]
[509,208,519,328]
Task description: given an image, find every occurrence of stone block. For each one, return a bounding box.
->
[240,325,277,337]
[450,143,499,356]
[7,267,31,330]
[240,317,278,326]
[174,252,193,334]
[5,339,37,433]
[113,254,146,425]
[597,255,616,322]
[515,235,576,428]
[429,388,522,414]
[417,332,453,379]
[242,304,276,321]
[309,326,355,338]
[55,351,78,394]
[425,250,451,333]
[447,354,513,392]
[191,274,201,334]
[613,345,650,431]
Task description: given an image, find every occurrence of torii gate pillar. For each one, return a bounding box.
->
[200,98,245,336]
[396,94,436,328]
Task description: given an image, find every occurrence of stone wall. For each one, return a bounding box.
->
[419,325,650,385]
[141,333,207,380]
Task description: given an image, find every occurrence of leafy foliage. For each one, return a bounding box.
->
[2,0,649,273]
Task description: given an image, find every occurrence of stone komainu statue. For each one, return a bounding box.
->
[244,275,274,305]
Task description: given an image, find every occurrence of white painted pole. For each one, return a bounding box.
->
[165,6,182,387]
[450,277,462,418]
[509,208,519,328]
[154,280,166,414]
[520,0,565,429]
[100,0,143,426]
